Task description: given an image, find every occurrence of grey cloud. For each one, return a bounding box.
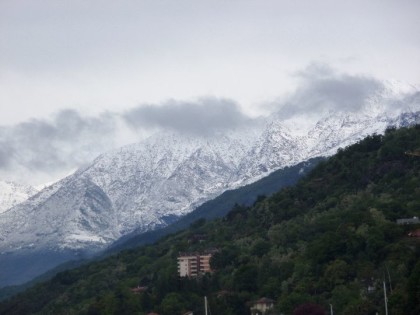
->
[0,109,119,178]
[0,98,252,184]
[0,138,14,169]
[123,97,250,135]
[275,63,384,119]
[0,69,396,185]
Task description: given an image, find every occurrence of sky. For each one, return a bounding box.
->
[1,0,420,185]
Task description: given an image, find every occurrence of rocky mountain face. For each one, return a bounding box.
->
[0,181,38,214]
[0,86,419,286]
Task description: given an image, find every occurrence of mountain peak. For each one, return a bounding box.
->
[0,91,419,287]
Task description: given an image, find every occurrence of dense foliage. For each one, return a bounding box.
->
[0,158,321,302]
[1,126,419,315]
[108,157,322,253]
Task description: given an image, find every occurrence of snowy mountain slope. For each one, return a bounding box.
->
[235,120,306,183]
[0,177,118,252]
[0,181,38,214]
[0,131,257,256]
[0,84,419,287]
[1,110,418,256]
[305,109,420,158]
[304,112,390,157]
[77,133,253,235]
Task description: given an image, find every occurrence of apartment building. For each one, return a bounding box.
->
[177,251,214,277]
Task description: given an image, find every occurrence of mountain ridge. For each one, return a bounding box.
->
[1,124,418,315]
[0,86,419,286]
[3,110,418,255]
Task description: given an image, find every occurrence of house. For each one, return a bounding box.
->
[188,233,207,244]
[177,251,215,278]
[130,286,148,294]
[183,312,193,315]
[408,229,420,237]
[250,297,275,315]
[216,290,233,298]
[367,285,376,293]
[396,216,419,225]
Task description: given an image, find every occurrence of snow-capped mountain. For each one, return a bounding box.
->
[0,84,419,286]
[1,110,418,255]
[0,132,258,254]
[0,181,38,214]
[235,120,305,183]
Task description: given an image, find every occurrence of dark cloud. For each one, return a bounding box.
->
[3,67,412,185]
[0,109,119,178]
[275,63,384,119]
[123,97,250,135]
[0,98,252,184]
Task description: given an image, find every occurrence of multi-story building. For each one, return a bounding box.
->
[177,251,214,277]
[250,298,275,315]
[397,216,419,225]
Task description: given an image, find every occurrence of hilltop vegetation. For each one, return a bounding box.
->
[0,126,419,315]
[0,157,320,302]
[107,157,322,253]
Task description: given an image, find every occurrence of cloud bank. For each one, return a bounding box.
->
[274,63,384,119]
[0,97,251,185]
[0,110,121,184]
[123,97,250,136]
[1,66,418,186]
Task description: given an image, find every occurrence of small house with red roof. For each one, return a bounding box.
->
[408,229,420,237]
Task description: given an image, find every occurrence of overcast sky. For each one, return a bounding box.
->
[1,0,420,123]
[1,0,420,185]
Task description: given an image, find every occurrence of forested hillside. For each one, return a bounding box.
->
[0,158,321,301]
[1,126,419,315]
[107,157,322,253]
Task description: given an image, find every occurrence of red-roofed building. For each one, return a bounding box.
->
[408,229,420,237]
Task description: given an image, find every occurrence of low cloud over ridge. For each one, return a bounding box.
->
[123,97,250,136]
[0,98,252,185]
[274,63,384,119]
[0,110,120,184]
[1,65,418,186]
